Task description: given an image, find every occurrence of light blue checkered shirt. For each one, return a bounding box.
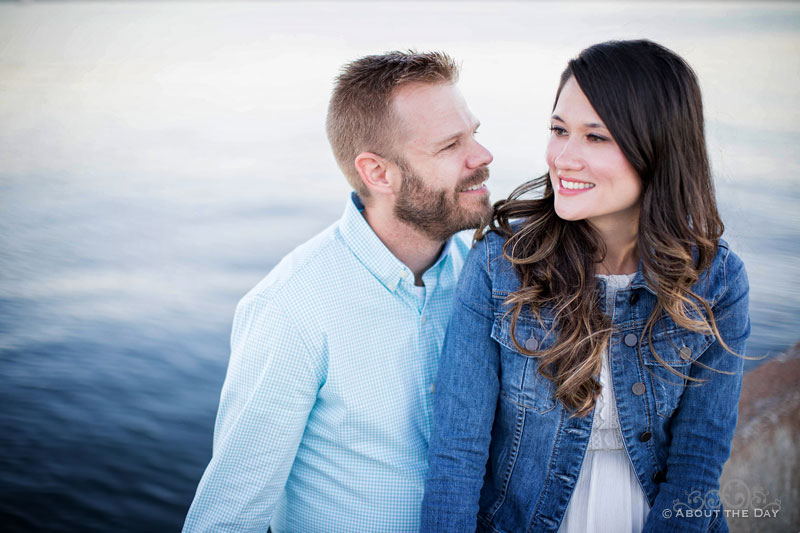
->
[184,193,470,532]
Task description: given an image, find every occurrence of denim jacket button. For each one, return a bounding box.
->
[679,346,692,360]
[629,291,639,305]
[525,338,539,351]
[632,382,646,396]
[624,333,638,347]
[639,431,652,442]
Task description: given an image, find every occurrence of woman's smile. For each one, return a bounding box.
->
[558,175,595,194]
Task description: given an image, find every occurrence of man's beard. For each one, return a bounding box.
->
[393,163,491,242]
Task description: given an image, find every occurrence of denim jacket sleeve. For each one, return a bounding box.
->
[644,248,750,532]
[421,236,500,532]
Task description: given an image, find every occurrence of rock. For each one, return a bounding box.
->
[720,342,800,532]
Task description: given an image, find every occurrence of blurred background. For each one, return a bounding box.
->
[1,1,798,531]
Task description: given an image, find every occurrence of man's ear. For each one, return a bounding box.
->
[354,152,397,196]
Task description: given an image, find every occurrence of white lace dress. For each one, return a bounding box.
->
[558,273,651,533]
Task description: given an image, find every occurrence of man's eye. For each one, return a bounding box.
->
[442,142,457,151]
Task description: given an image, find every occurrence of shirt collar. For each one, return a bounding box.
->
[594,260,656,297]
[338,192,453,293]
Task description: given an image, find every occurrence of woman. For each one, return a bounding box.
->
[420,40,750,533]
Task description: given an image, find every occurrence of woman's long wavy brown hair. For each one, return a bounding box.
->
[485,40,730,417]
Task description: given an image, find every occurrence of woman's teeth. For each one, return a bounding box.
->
[560,179,594,190]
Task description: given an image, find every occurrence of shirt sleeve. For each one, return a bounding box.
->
[644,250,751,532]
[183,292,324,533]
[421,237,500,532]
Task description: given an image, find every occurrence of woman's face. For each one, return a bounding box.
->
[545,76,642,233]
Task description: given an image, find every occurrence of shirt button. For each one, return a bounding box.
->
[639,431,652,442]
[624,333,638,347]
[629,291,639,305]
[632,382,646,396]
[525,338,538,351]
[430,383,435,394]
[421,315,427,325]
[679,346,692,360]
[400,269,408,278]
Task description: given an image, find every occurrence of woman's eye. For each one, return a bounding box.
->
[549,125,567,136]
[587,134,608,143]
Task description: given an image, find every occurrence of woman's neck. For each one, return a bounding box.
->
[593,219,639,275]
[596,242,638,275]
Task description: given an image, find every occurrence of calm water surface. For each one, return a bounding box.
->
[1,2,798,531]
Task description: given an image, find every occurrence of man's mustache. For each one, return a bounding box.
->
[458,167,490,191]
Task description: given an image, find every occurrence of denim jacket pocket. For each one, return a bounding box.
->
[640,326,714,418]
[491,313,557,413]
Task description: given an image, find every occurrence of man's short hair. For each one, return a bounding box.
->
[326,50,460,199]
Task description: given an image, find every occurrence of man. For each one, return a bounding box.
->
[183,50,492,532]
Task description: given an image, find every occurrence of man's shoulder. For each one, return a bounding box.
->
[449,230,474,263]
[243,219,349,305]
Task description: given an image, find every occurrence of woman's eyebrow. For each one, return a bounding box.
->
[551,114,608,131]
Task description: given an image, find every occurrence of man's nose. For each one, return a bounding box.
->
[467,140,493,169]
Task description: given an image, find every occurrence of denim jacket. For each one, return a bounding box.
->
[421,230,750,533]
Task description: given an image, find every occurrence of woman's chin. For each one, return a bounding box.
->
[553,208,584,222]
